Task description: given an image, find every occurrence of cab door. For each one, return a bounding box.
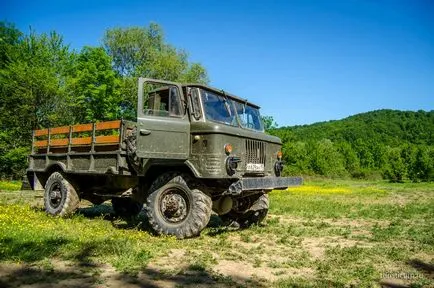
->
[136,78,190,159]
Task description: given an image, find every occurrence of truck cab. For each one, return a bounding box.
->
[136,78,289,180]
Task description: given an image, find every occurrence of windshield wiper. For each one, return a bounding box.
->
[220,90,232,117]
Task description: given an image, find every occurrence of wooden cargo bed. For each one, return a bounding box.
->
[29,120,135,175]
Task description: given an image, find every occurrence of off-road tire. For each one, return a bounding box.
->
[145,173,212,239]
[44,172,79,217]
[111,197,143,218]
[222,194,269,228]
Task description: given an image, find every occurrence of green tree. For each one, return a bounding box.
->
[262,115,278,131]
[282,141,310,175]
[103,23,208,82]
[383,147,406,182]
[103,24,208,118]
[0,22,22,68]
[336,142,360,175]
[0,23,74,178]
[310,139,346,177]
[371,143,388,170]
[408,146,434,182]
[66,46,122,123]
[353,139,375,170]
[1,26,72,133]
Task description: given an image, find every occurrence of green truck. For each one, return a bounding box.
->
[27,78,302,238]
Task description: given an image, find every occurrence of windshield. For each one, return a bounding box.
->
[201,89,264,131]
[233,101,264,131]
[202,90,238,127]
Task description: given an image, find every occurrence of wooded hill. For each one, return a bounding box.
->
[269,110,434,182]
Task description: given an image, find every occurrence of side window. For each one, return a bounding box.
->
[144,85,182,117]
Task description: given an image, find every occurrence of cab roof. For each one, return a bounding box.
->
[184,83,260,109]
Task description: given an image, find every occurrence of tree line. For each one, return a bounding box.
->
[267,110,434,182]
[0,21,207,179]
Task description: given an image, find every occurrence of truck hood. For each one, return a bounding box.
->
[190,122,281,145]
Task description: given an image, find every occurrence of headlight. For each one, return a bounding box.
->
[226,156,241,176]
[274,160,284,176]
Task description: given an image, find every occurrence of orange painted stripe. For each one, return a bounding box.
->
[35,136,119,147]
[50,138,69,146]
[71,137,92,145]
[95,135,120,144]
[95,120,121,130]
[34,140,48,147]
[34,129,48,137]
[50,126,70,135]
[72,123,93,133]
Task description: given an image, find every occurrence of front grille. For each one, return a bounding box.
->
[245,139,266,164]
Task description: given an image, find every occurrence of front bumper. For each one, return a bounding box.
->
[226,176,303,195]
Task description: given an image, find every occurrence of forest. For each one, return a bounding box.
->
[268,109,434,182]
[1,21,433,182]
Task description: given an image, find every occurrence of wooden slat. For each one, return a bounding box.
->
[71,137,92,145]
[95,135,120,144]
[72,123,93,133]
[35,136,119,147]
[33,120,122,149]
[50,138,69,147]
[34,140,48,147]
[34,129,48,137]
[95,120,121,131]
[50,126,70,135]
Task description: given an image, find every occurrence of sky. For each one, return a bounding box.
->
[2,0,433,126]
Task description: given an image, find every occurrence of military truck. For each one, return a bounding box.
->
[27,78,302,238]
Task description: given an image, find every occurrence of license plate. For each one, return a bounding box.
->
[246,163,264,172]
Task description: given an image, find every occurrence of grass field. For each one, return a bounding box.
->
[0,180,433,287]
[0,180,21,191]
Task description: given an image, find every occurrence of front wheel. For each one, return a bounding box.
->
[44,172,79,217]
[145,173,212,239]
[221,194,269,228]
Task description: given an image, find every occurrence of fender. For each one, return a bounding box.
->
[26,162,67,191]
[45,162,67,174]
[184,160,202,178]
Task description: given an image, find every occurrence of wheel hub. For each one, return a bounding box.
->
[160,190,188,223]
[49,184,62,208]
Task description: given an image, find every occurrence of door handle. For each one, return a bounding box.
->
[140,129,151,136]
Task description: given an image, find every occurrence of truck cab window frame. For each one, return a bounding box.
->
[143,85,183,118]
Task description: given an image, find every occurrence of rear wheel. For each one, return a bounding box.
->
[44,172,79,217]
[221,194,269,228]
[145,173,212,239]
